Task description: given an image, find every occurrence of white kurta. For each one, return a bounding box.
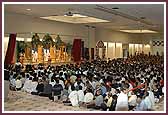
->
[69,91,79,106]
[31,81,38,92]
[15,79,22,89]
[144,96,152,109]
[23,80,32,93]
[148,91,155,107]
[128,95,137,106]
[77,90,84,102]
[84,93,94,103]
[116,92,128,111]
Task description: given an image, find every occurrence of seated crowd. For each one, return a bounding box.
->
[5,53,164,111]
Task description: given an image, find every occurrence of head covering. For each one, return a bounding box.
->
[56,75,60,78]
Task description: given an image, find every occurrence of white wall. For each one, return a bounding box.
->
[95,28,164,56]
[5,12,96,48]
[95,28,163,44]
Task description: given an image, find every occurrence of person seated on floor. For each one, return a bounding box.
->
[114,88,120,97]
[51,78,63,101]
[39,80,52,98]
[74,75,85,91]
[85,80,94,94]
[31,79,44,95]
[9,73,16,91]
[93,83,101,96]
[30,77,38,93]
[133,96,148,111]
[68,84,79,106]
[22,76,33,93]
[55,75,65,89]
[128,91,137,110]
[152,85,161,103]
[144,91,153,110]
[15,75,22,91]
[104,91,113,109]
[63,84,79,107]
[146,87,155,108]
[109,94,118,111]
[115,87,129,111]
[20,72,26,88]
[100,83,107,97]
[86,88,105,110]
[83,88,94,105]
[49,76,56,87]
[70,75,77,84]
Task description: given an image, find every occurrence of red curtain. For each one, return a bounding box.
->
[72,39,81,62]
[81,41,84,59]
[4,34,17,65]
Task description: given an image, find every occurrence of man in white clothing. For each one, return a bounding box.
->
[23,77,33,93]
[128,91,137,110]
[144,92,152,110]
[147,87,155,107]
[84,88,94,104]
[15,76,22,90]
[116,87,129,111]
[68,85,79,106]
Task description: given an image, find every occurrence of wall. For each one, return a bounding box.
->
[4,12,96,47]
[95,28,163,44]
[4,12,97,60]
[95,28,164,56]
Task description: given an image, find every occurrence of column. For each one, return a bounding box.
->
[108,42,115,59]
[116,43,123,58]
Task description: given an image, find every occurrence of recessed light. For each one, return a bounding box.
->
[119,29,157,33]
[26,9,31,11]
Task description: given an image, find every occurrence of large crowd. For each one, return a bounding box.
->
[4,53,164,111]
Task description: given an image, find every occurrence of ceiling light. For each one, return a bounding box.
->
[26,8,31,11]
[119,29,157,33]
[72,14,88,18]
[40,15,109,24]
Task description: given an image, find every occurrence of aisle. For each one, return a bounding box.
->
[4,91,95,111]
[4,91,164,111]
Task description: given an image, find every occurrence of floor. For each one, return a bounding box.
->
[4,90,164,112]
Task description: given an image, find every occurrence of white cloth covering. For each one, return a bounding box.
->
[77,90,84,102]
[15,79,22,89]
[116,92,128,111]
[128,95,137,106]
[84,92,94,103]
[68,91,79,106]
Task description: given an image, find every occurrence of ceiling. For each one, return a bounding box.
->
[4,4,164,33]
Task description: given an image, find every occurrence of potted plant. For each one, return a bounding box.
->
[55,35,64,49]
[16,41,26,60]
[42,33,54,49]
[31,33,41,49]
